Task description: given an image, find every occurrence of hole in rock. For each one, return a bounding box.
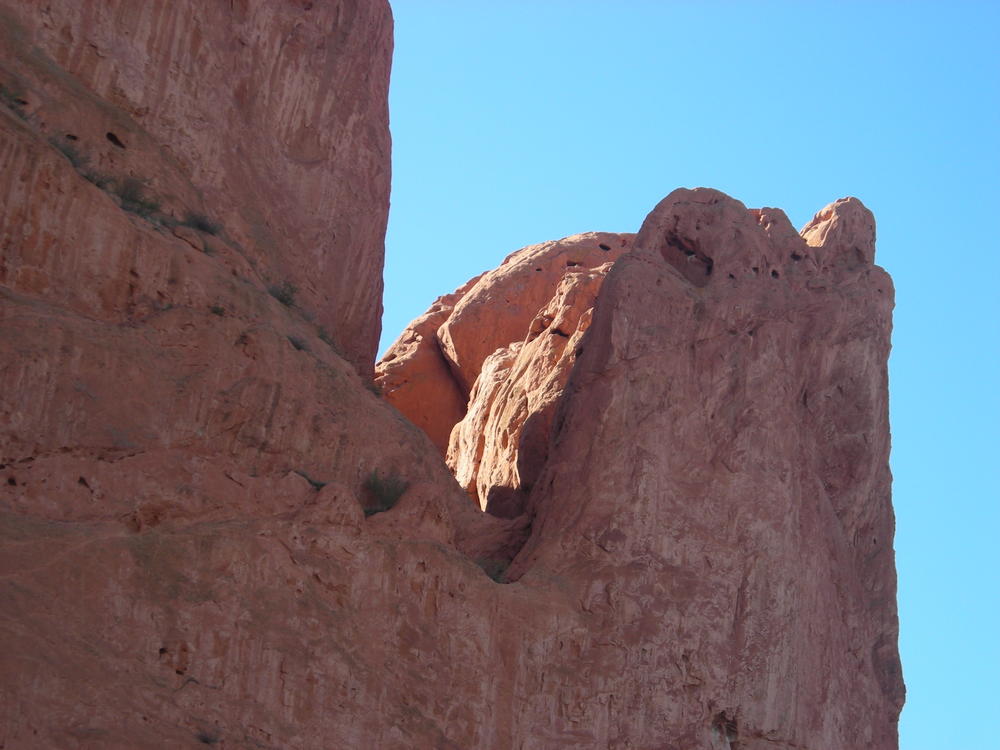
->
[752,267,759,274]
[566,260,580,267]
[106,132,125,148]
[7,477,15,486]
[791,252,803,261]
[598,243,611,251]
[65,133,78,141]
[535,267,542,272]
[771,270,780,278]
[158,647,167,655]
[728,273,735,279]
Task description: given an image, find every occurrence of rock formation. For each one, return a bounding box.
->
[0,0,390,373]
[377,231,634,514]
[1,2,903,748]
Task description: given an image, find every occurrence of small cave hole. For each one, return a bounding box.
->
[728,273,735,279]
[535,267,542,272]
[771,269,780,279]
[566,260,580,267]
[106,132,125,148]
[65,133,79,141]
[598,243,611,251]
[791,252,803,261]
[78,476,91,489]
[751,267,759,275]
[6,477,15,486]
[158,647,168,655]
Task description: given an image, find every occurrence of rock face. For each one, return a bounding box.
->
[1,3,902,747]
[506,188,904,747]
[0,0,391,372]
[378,232,634,513]
[384,190,904,747]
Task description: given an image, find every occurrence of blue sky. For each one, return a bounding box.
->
[382,3,1000,746]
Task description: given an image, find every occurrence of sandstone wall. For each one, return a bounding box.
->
[0,0,391,372]
[506,189,904,747]
[0,2,902,745]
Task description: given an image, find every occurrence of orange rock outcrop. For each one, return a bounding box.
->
[1,2,903,748]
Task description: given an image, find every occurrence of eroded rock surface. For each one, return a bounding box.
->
[1,2,902,746]
[0,0,391,372]
[506,188,904,747]
[381,189,903,748]
[378,232,633,511]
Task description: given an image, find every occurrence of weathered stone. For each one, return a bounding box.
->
[379,231,632,501]
[0,0,902,744]
[0,0,392,372]
[438,232,633,394]
[376,275,482,455]
[507,188,903,747]
[449,263,614,516]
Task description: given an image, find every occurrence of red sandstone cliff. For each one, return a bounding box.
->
[1,3,902,748]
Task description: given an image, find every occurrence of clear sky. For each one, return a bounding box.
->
[383,3,1000,747]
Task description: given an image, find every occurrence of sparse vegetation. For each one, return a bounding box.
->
[268,281,297,307]
[115,177,161,218]
[362,470,408,516]
[475,557,510,583]
[0,84,28,119]
[49,135,89,169]
[180,211,222,236]
[82,169,114,190]
[194,729,220,745]
[287,335,309,351]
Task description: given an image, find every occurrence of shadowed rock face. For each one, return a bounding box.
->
[1,3,902,747]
